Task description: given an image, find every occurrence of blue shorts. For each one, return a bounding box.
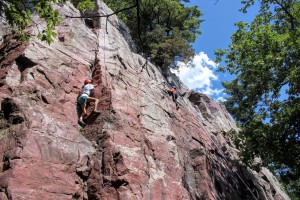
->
[78,95,87,106]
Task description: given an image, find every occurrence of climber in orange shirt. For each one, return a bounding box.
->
[168,85,179,110]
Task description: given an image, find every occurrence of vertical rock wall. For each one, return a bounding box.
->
[0,1,290,200]
[0,3,98,199]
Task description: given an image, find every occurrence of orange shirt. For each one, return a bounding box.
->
[170,88,176,93]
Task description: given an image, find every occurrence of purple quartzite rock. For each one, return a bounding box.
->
[0,2,290,200]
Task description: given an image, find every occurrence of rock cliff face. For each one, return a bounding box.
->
[0,1,290,200]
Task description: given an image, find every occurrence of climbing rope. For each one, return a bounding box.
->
[91,3,258,198]
[207,130,258,200]
[159,87,258,199]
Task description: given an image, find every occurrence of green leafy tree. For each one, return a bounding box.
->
[72,0,95,13]
[103,0,203,70]
[0,0,94,44]
[215,0,300,197]
[1,0,202,69]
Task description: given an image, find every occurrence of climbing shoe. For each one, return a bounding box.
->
[78,120,86,127]
[93,110,101,114]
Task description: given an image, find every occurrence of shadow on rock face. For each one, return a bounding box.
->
[1,98,25,125]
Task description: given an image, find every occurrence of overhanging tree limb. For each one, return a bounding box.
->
[273,0,297,30]
[136,0,142,45]
[65,4,137,19]
[66,0,148,61]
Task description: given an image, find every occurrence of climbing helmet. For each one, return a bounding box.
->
[84,79,92,84]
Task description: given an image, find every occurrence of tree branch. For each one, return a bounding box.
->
[65,4,137,19]
[136,0,142,43]
[273,0,296,31]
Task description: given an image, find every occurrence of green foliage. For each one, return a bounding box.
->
[1,0,199,68]
[103,0,203,70]
[0,0,95,44]
[1,0,64,44]
[72,0,95,12]
[215,0,300,197]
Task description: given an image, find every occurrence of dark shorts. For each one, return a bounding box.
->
[78,95,87,106]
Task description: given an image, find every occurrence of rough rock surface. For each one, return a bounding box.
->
[0,1,290,200]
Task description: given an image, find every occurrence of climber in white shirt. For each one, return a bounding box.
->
[77,79,100,126]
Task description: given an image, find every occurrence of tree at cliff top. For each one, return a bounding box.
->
[0,0,202,70]
[103,0,203,70]
[0,0,94,44]
[215,0,300,198]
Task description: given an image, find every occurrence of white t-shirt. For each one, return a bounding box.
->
[80,84,94,96]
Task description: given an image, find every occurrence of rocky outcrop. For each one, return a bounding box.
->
[0,1,290,200]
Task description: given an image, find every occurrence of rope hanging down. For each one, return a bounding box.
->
[80,1,259,198]
[65,0,150,62]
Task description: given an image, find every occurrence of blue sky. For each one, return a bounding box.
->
[172,0,259,101]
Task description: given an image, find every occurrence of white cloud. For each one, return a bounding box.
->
[217,96,227,102]
[193,52,218,69]
[171,52,224,98]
